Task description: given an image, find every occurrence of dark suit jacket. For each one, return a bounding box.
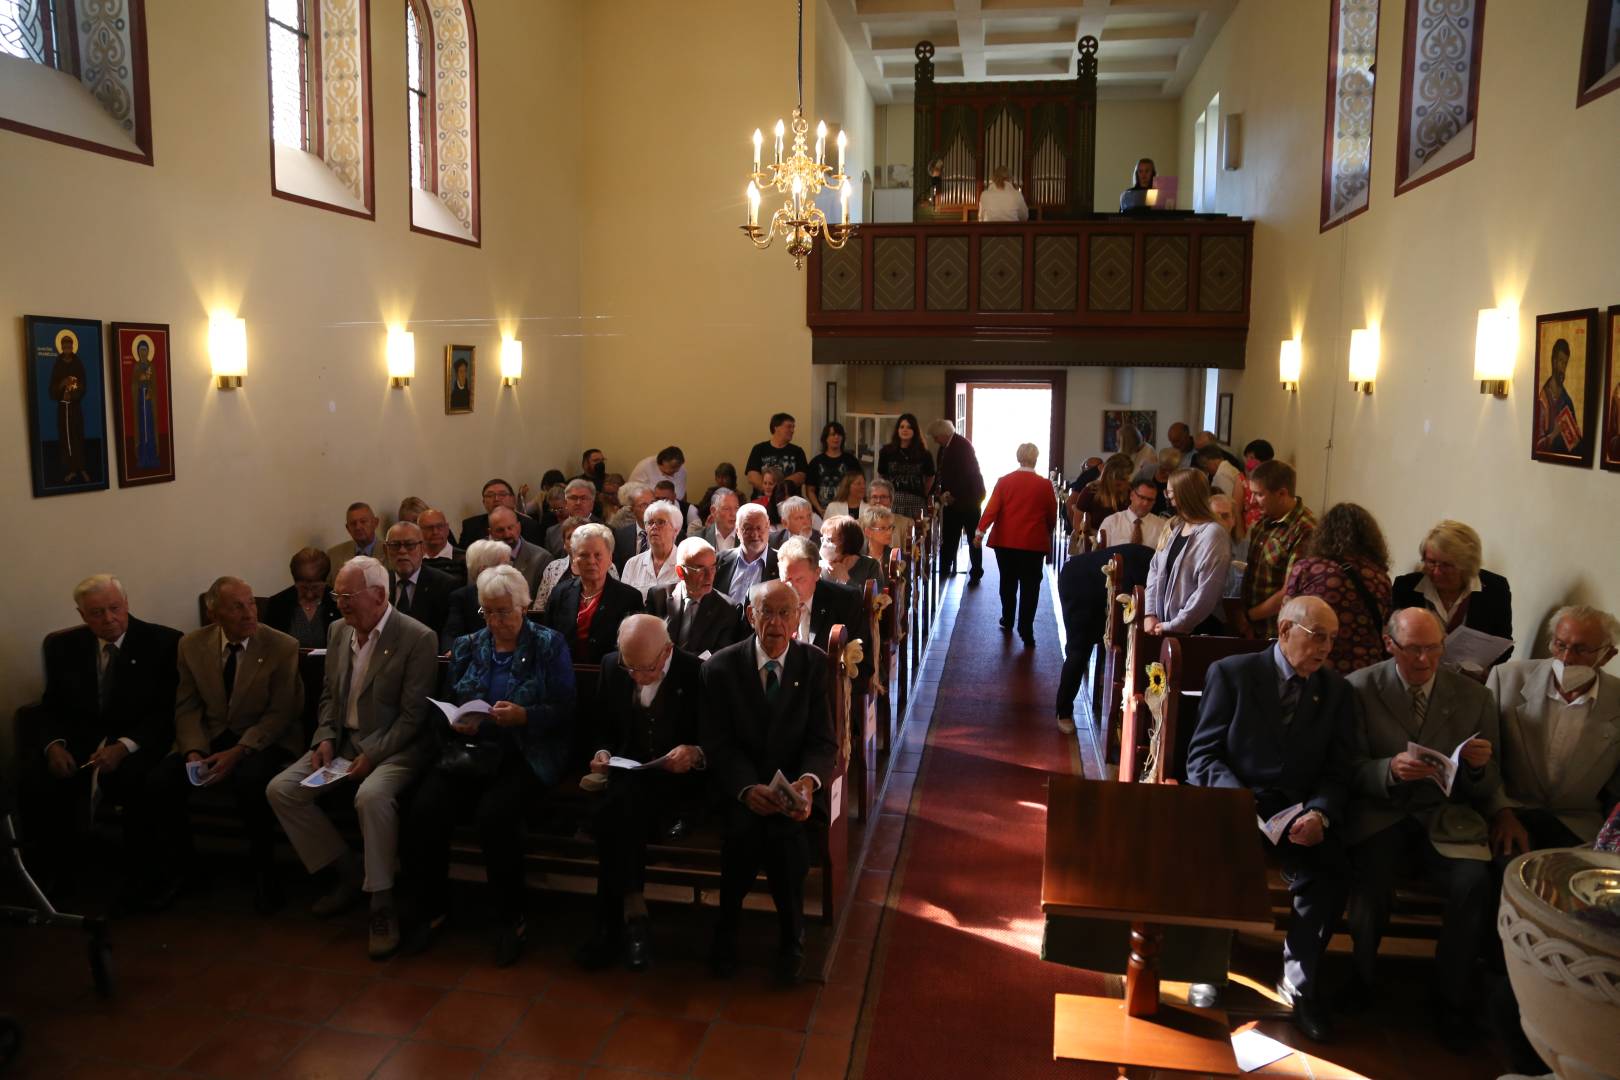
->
[936,433,986,506]
[808,578,873,682]
[594,648,705,763]
[713,546,780,605]
[42,616,183,759]
[544,514,605,557]
[543,575,646,663]
[646,584,747,657]
[440,582,483,653]
[612,523,641,572]
[700,638,837,817]
[263,585,341,645]
[423,551,467,587]
[1390,568,1514,662]
[1185,648,1352,822]
[388,564,457,637]
[1058,543,1153,658]
[460,510,544,548]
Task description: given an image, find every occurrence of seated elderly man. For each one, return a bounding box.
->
[697,487,742,551]
[545,479,604,555]
[770,495,819,550]
[621,499,683,598]
[1342,607,1500,1047]
[1185,595,1354,1042]
[703,579,837,984]
[610,481,655,568]
[865,478,914,551]
[326,502,381,584]
[1486,604,1620,856]
[460,477,544,547]
[1097,473,1166,549]
[23,574,181,904]
[266,556,439,960]
[145,576,303,912]
[714,502,778,606]
[577,616,707,971]
[265,547,341,649]
[417,508,466,586]
[489,506,552,596]
[646,537,746,657]
[778,536,871,682]
[544,523,646,663]
[440,538,512,652]
[383,521,457,638]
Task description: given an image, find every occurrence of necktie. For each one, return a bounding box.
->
[679,600,698,647]
[637,529,648,554]
[98,641,119,712]
[224,642,243,700]
[1130,514,1144,545]
[1410,686,1428,728]
[1279,675,1304,726]
[395,579,412,611]
[764,659,781,703]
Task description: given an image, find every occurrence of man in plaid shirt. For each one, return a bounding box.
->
[1243,460,1316,637]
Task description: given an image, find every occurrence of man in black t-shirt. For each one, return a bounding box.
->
[745,413,808,495]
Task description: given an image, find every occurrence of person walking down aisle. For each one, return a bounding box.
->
[977,443,1057,648]
[930,418,986,584]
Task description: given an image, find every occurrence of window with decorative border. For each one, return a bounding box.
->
[0,0,153,165]
[1577,0,1620,107]
[408,0,479,246]
[1394,0,1486,196]
[266,0,375,220]
[1320,0,1380,232]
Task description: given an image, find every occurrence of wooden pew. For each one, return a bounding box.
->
[844,579,881,824]
[876,545,909,752]
[1098,571,1141,766]
[1155,634,1270,783]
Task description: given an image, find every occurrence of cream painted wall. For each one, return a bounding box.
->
[578,1,874,489]
[1178,0,1620,653]
[1093,99,1180,212]
[0,2,585,736]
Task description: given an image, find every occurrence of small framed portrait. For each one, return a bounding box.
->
[445,344,475,414]
[1602,306,1620,473]
[108,322,176,487]
[1101,409,1157,452]
[24,315,109,497]
[1531,309,1601,468]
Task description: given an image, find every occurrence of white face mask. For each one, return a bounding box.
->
[1551,659,1597,695]
[819,540,841,565]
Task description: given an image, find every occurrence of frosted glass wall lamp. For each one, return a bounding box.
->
[209,315,247,389]
[1348,328,1378,395]
[1473,307,1516,398]
[1279,339,1302,393]
[500,337,523,387]
[386,326,416,388]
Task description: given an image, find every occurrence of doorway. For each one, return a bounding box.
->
[943,369,1066,481]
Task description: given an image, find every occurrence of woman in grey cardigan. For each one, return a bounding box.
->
[1144,469,1231,636]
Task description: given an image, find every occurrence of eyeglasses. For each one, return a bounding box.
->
[333,591,366,604]
[383,540,422,551]
[1390,640,1444,659]
[755,605,801,624]
[622,656,667,676]
[1421,558,1458,574]
[1293,623,1337,647]
[681,563,717,576]
[1550,638,1607,659]
[478,606,523,620]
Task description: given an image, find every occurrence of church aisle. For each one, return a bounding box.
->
[852,564,1114,1079]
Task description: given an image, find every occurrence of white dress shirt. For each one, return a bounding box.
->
[1416,574,1484,627]
[976,182,1029,222]
[425,542,456,561]
[344,605,392,732]
[1098,508,1166,549]
[622,548,680,598]
[1212,459,1244,497]
[630,455,687,501]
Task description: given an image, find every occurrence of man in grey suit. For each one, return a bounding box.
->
[266,556,438,960]
[146,577,304,912]
[491,506,552,596]
[645,537,746,658]
[696,487,741,551]
[1342,607,1500,1045]
[545,479,604,555]
[1486,605,1620,855]
[325,501,381,585]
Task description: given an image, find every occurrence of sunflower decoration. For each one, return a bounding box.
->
[1117,592,1136,624]
[1145,662,1167,701]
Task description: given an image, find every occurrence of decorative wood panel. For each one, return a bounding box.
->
[873,237,917,311]
[821,238,862,311]
[1034,236,1078,311]
[926,236,969,311]
[1198,236,1245,313]
[1143,236,1188,312]
[1088,235,1134,312]
[978,237,1024,311]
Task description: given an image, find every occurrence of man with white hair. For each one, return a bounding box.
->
[611,481,655,569]
[417,507,466,586]
[714,502,778,605]
[25,574,181,903]
[439,538,512,651]
[1486,605,1620,854]
[266,556,439,960]
[545,479,604,555]
[1342,607,1500,1047]
[776,536,865,666]
[697,487,741,551]
[770,495,818,550]
[577,615,707,971]
[928,418,986,583]
[1186,595,1355,1042]
[383,520,457,637]
[621,499,683,597]
[646,536,746,657]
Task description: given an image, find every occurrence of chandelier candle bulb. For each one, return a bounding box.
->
[774,119,784,164]
[752,129,763,173]
[816,120,826,165]
[841,183,850,224]
[837,129,846,173]
[747,181,760,228]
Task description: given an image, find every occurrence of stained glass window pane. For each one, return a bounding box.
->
[268,0,306,149]
[1321,0,1378,229]
[407,3,423,188]
[1,0,49,65]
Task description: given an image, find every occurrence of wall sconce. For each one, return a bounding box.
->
[1348,327,1378,394]
[500,337,523,387]
[1278,338,1302,392]
[209,315,247,389]
[1473,307,1516,398]
[386,326,415,388]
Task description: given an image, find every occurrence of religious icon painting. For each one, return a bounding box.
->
[108,322,176,487]
[1531,309,1600,468]
[23,315,110,497]
[445,344,475,414]
[1602,306,1620,473]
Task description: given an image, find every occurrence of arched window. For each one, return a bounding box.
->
[266,0,375,219]
[0,0,153,164]
[408,0,479,245]
[1393,0,1485,195]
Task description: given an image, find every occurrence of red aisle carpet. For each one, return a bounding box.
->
[855,564,1112,1079]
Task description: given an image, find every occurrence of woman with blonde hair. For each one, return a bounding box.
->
[1067,452,1133,545]
[1144,469,1231,636]
[1391,519,1513,670]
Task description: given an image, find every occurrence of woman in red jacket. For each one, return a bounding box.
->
[976,443,1059,647]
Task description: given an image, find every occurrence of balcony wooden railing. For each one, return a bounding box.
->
[805,215,1255,368]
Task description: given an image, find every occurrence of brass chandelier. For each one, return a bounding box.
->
[742,0,855,269]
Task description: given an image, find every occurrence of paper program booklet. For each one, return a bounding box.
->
[1405,731,1477,796]
[769,769,810,814]
[300,757,353,788]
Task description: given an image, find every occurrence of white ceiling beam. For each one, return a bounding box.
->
[954,0,988,80]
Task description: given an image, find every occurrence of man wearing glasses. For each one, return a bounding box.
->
[1485,605,1620,855]
[645,536,746,658]
[382,521,456,638]
[1186,596,1356,1042]
[1341,607,1500,1049]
